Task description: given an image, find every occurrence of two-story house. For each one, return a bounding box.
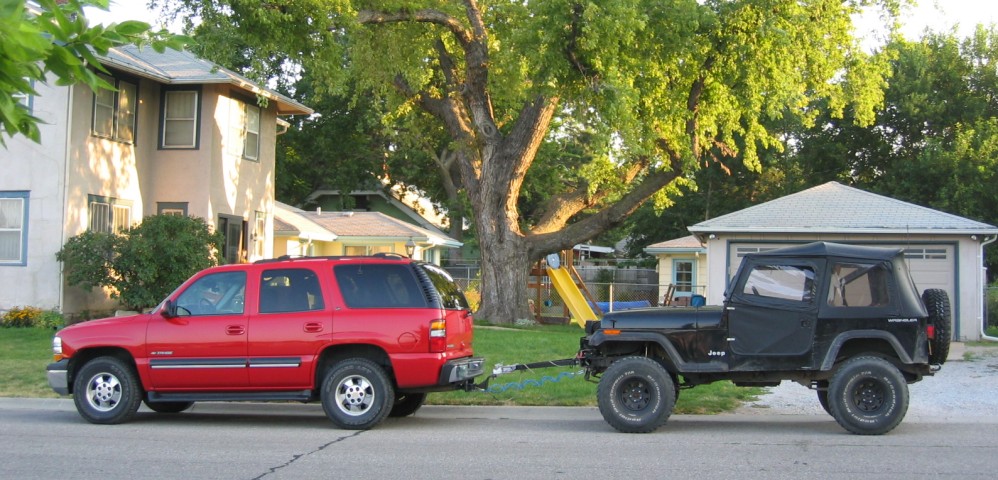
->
[0,44,312,315]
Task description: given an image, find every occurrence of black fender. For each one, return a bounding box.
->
[818,330,915,371]
[586,331,727,373]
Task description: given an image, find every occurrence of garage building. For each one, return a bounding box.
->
[686,182,997,341]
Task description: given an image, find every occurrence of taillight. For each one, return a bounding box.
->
[429,319,447,352]
[927,324,936,339]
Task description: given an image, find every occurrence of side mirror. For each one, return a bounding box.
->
[161,299,178,319]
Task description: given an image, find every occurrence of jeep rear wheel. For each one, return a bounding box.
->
[321,358,394,430]
[597,356,675,433]
[923,288,952,365]
[73,357,142,425]
[827,356,909,435]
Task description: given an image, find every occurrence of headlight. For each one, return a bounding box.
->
[52,336,63,361]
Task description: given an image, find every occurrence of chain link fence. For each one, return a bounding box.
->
[987,286,997,328]
[442,258,709,324]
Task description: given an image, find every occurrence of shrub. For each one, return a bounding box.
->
[56,215,223,311]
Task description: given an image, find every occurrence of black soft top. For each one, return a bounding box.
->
[748,242,902,261]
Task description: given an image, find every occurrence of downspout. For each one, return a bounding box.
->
[58,83,75,314]
[980,235,997,342]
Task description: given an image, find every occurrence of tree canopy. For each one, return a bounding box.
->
[160,0,903,322]
[0,0,187,144]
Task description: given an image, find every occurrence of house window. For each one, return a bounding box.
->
[253,211,266,259]
[218,214,246,264]
[227,97,260,161]
[88,195,132,234]
[157,202,188,216]
[13,82,33,114]
[673,260,694,294]
[345,245,393,256]
[161,90,200,148]
[0,192,29,266]
[92,73,137,143]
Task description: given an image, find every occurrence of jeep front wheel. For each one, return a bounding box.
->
[597,356,675,433]
[73,357,142,424]
[321,358,394,430]
[827,356,909,435]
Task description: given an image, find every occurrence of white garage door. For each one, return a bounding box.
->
[726,243,955,303]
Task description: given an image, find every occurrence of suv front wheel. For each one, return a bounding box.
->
[321,358,394,430]
[73,356,142,424]
[827,356,909,435]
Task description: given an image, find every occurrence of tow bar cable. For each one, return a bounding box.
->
[477,358,583,394]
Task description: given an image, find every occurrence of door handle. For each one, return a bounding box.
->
[226,325,245,335]
[303,322,323,333]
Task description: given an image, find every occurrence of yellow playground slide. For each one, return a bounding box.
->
[545,254,598,328]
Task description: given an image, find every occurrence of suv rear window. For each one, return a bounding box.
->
[334,264,429,309]
[418,263,469,310]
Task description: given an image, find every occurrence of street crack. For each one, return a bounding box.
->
[251,430,365,479]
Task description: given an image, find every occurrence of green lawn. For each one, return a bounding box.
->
[1,325,760,413]
[0,327,60,398]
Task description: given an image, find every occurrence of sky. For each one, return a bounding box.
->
[86,0,998,40]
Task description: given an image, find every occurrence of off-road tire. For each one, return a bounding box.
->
[597,356,676,433]
[73,356,143,425]
[827,356,909,435]
[922,288,952,365]
[389,392,427,418]
[816,381,831,416]
[143,400,194,414]
[321,358,394,430]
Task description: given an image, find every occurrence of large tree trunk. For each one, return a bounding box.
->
[474,222,531,323]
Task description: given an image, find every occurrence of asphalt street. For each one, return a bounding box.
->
[2,398,996,480]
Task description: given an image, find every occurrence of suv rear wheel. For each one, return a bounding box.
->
[321,358,394,430]
[827,356,908,435]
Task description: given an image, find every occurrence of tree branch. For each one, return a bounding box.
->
[357,9,472,48]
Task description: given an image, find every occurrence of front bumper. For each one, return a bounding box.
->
[47,359,69,395]
[438,356,485,385]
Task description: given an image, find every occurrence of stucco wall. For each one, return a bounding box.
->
[0,80,71,312]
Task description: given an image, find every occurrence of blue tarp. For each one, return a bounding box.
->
[593,300,651,312]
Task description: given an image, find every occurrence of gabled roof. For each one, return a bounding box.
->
[274,203,462,248]
[97,45,312,116]
[644,235,705,255]
[689,181,998,236]
[273,202,337,242]
[302,211,461,248]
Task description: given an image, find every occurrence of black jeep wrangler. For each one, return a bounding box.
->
[578,242,951,435]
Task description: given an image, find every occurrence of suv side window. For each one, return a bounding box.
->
[827,262,890,307]
[259,268,325,313]
[419,263,469,310]
[742,265,815,303]
[334,264,429,309]
[176,271,246,315]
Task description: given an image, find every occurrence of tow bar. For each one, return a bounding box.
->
[469,358,580,392]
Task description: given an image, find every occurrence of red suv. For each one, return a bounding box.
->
[47,255,482,429]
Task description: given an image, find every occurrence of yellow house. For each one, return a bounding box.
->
[273,202,461,265]
[643,235,708,305]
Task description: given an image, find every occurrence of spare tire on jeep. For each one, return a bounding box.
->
[922,288,952,365]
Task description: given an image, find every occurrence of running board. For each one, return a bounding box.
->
[147,390,313,403]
